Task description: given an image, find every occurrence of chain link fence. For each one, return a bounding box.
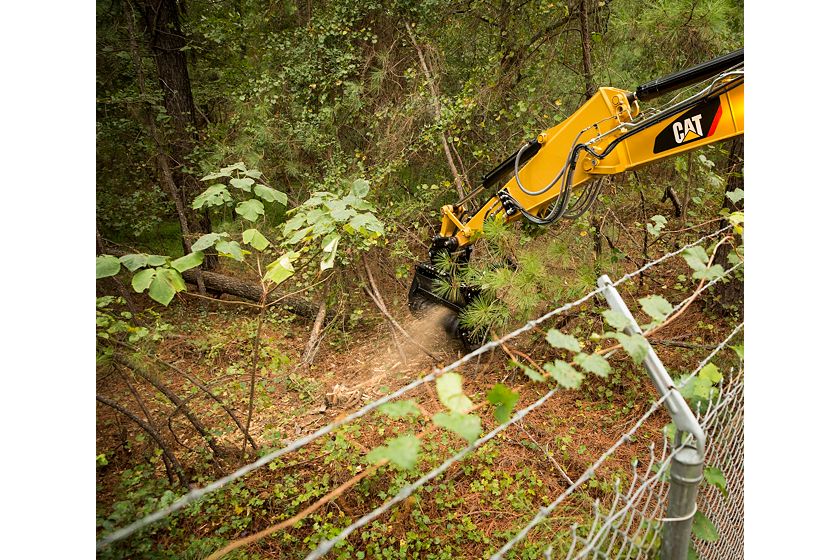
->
[541,361,744,560]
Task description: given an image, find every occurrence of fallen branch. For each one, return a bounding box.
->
[96,394,188,488]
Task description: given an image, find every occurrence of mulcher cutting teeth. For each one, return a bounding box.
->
[408,262,483,348]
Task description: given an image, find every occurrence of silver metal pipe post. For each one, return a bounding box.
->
[596,275,705,560]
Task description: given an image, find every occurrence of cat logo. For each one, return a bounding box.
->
[653,96,723,154]
[673,115,704,144]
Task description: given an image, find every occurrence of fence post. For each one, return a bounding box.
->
[661,445,703,560]
[596,275,705,560]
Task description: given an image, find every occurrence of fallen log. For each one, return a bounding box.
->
[98,250,330,320]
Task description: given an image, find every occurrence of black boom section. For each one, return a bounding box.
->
[634,48,743,102]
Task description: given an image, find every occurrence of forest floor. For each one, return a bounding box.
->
[96,188,743,559]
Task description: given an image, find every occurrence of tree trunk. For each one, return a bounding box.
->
[578,0,597,98]
[132,0,214,261]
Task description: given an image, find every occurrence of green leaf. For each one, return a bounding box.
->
[221,162,247,174]
[435,372,474,414]
[692,264,725,281]
[253,184,288,205]
[546,330,581,352]
[378,400,421,419]
[704,466,728,497]
[146,255,168,266]
[351,178,370,198]
[200,170,232,181]
[242,228,270,251]
[432,412,482,444]
[192,184,232,209]
[573,352,611,378]
[171,251,204,272]
[148,268,185,306]
[244,169,263,179]
[119,254,148,272]
[366,434,420,470]
[692,510,720,542]
[264,252,299,285]
[96,255,121,279]
[608,332,649,364]
[698,363,722,383]
[320,234,340,271]
[131,269,155,292]
[487,384,519,423]
[513,360,545,382]
[285,225,313,246]
[191,232,226,252]
[730,344,744,360]
[602,309,630,330]
[215,240,244,261]
[544,360,584,389]
[646,214,667,237]
[235,199,265,222]
[639,295,673,323]
[347,212,384,236]
[725,188,744,204]
[683,246,709,272]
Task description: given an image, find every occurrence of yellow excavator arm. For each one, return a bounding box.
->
[409,49,744,334]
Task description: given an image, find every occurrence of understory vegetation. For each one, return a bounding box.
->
[96,0,744,558]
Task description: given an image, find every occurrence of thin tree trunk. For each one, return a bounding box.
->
[96,394,188,487]
[405,22,466,199]
[302,300,328,366]
[578,0,596,98]
[242,300,266,459]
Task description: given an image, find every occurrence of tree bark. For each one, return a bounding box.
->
[132,0,214,259]
[578,0,597,98]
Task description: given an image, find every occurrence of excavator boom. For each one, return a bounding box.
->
[409,49,744,338]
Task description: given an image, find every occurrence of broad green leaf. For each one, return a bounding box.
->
[698,363,722,383]
[191,232,226,252]
[320,235,340,271]
[171,251,204,273]
[366,434,420,470]
[704,466,728,497]
[200,170,231,181]
[683,246,709,272]
[692,377,715,400]
[264,252,299,285]
[546,330,581,352]
[609,332,649,364]
[725,188,744,204]
[602,309,630,330]
[282,213,307,236]
[487,384,519,423]
[351,178,370,198]
[146,255,168,266]
[433,411,482,444]
[574,352,611,377]
[119,254,148,272]
[285,225,313,245]
[646,214,667,237]
[148,268,185,306]
[639,295,673,323]
[692,510,720,542]
[544,360,584,389]
[221,162,247,174]
[215,240,244,261]
[513,360,545,382]
[96,255,121,279]
[348,212,384,236]
[435,372,474,414]
[235,199,265,222]
[131,269,155,292]
[242,228,270,251]
[378,400,421,419]
[692,264,725,281]
[192,184,232,209]
[253,184,288,205]
[730,344,744,360]
[244,169,262,179]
